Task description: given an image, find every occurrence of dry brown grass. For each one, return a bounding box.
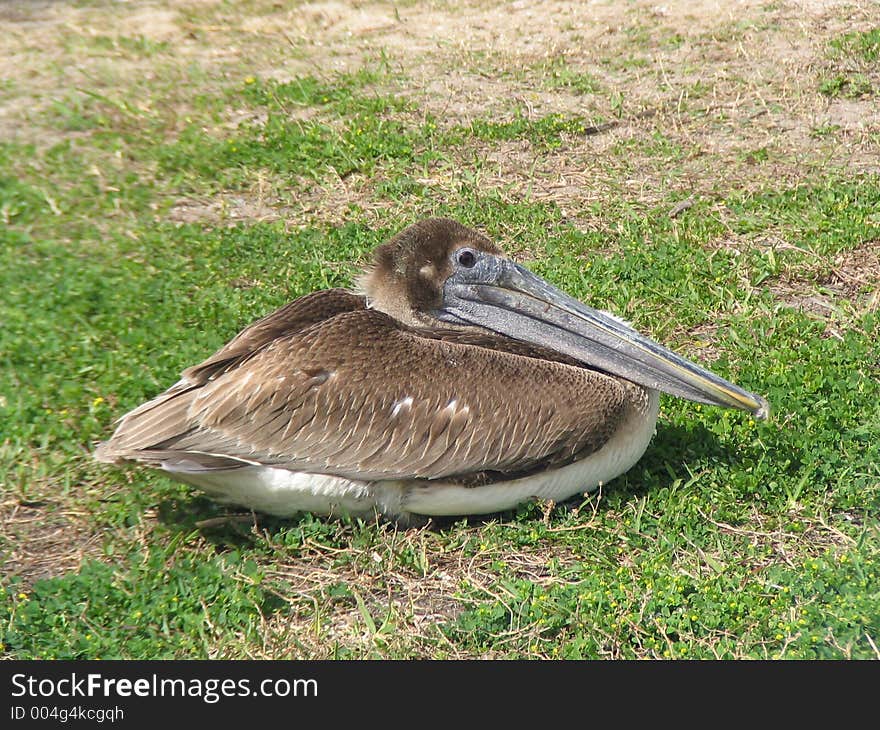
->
[3,0,876,227]
[209,514,591,658]
[0,496,106,584]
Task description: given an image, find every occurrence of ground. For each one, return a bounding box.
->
[0,0,878,659]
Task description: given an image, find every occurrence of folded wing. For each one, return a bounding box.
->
[97,290,633,483]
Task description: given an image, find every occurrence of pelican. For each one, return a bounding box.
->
[95,218,768,523]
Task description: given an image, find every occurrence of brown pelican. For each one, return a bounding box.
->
[95,218,768,523]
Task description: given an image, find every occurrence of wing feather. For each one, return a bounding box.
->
[98,297,633,482]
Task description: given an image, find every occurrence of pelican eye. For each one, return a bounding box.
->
[456,249,477,268]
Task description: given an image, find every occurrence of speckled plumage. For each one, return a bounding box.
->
[97,292,639,478]
[95,218,673,521]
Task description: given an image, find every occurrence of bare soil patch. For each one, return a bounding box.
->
[0,498,105,585]
[248,527,587,659]
[766,237,880,322]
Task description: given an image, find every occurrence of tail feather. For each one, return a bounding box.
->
[94,380,200,463]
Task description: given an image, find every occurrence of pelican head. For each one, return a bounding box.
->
[359,218,769,419]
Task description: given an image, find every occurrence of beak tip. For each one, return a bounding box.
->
[752,396,771,421]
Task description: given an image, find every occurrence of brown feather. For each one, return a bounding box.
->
[96,219,651,499]
[98,295,632,482]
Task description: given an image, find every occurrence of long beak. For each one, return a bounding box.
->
[440,256,769,419]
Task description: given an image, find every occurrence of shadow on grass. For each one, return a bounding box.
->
[155,492,349,550]
[629,420,745,489]
[155,496,262,548]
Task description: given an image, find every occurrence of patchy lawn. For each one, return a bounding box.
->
[1,0,878,659]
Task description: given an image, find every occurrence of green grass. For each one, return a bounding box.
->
[4,542,268,659]
[1,4,879,660]
[819,74,874,99]
[461,112,605,148]
[156,77,427,188]
[534,56,603,95]
[820,28,879,98]
[829,28,880,64]
[611,132,687,163]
